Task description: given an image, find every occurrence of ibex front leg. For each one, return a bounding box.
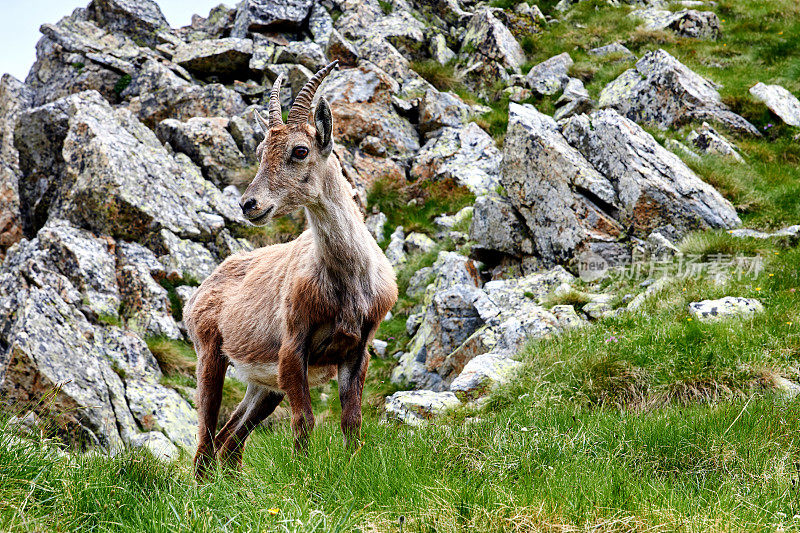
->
[278,339,314,453]
[338,341,370,449]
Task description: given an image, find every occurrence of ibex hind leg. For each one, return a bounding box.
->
[193,339,227,481]
[216,384,284,470]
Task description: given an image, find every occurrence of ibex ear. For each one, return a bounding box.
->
[253,109,269,135]
[314,97,333,156]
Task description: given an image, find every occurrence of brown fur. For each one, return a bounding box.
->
[185,103,397,480]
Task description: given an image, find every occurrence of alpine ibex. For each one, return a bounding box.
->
[184,61,398,479]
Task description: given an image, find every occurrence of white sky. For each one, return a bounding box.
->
[0,0,233,81]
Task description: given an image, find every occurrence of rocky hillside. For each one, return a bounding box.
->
[0,0,799,465]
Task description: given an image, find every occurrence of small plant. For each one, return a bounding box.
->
[113,74,132,97]
[378,0,393,14]
[410,60,462,93]
[71,62,85,72]
[146,336,196,376]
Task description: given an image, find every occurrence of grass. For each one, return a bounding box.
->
[367,177,475,243]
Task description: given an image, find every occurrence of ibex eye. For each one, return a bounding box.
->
[292,146,309,159]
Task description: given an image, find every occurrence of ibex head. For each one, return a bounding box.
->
[240,61,339,225]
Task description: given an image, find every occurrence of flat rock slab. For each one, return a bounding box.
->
[688,297,764,322]
[173,38,253,77]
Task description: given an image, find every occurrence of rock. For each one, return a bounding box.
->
[276,41,327,72]
[232,0,314,36]
[501,104,740,266]
[599,49,760,135]
[368,11,428,61]
[500,103,621,265]
[372,339,388,357]
[178,4,237,42]
[503,85,533,103]
[526,52,573,96]
[319,63,419,159]
[562,109,741,234]
[0,75,33,256]
[554,77,593,121]
[434,206,473,231]
[128,431,179,462]
[688,297,764,322]
[588,42,635,62]
[117,241,182,340]
[405,232,436,255]
[24,13,149,106]
[87,0,171,48]
[407,267,434,298]
[385,226,406,267]
[308,3,334,46]
[173,38,253,78]
[461,9,525,73]
[365,212,387,243]
[583,300,613,320]
[418,89,472,138]
[174,285,197,308]
[551,304,586,329]
[15,91,243,240]
[646,231,681,259]
[410,123,501,195]
[155,117,247,187]
[406,313,424,336]
[383,390,460,426]
[430,33,456,66]
[631,8,721,40]
[38,220,120,320]
[449,353,521,397]
[687,122,744,162]
[124,60,246,127]
[749,82,800,127]
[469,193,532,259]
[149,229,219,282]
[357,36,434,99]
[325,29,359,67]
[665,138,701,161]
[390,350,445,391]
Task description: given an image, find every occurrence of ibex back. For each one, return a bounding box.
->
[184,61,398,480]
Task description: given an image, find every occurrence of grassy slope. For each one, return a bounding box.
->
[2,1,800,531]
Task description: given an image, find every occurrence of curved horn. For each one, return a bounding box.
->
[268,73,285,127]
[286,60,339,125]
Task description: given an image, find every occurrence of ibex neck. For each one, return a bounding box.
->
[305,161,372,276]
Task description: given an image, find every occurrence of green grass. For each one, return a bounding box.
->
[367,177,475,242]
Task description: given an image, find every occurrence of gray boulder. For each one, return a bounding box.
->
[461,9,524,72]
[526,52,573,96]
[365,212,387,243]
[749,83,800,127]
[588,42,635,62]
[156,117,247,187]
[470,193,533,258]
[308,2,334,46]
[599,49,760,135]
[630,8,721,40]
[87,0,171,48]
[123,60,246,127]
[418,89,472,138]
[15,91,244,241]
[449,352,521,397]
[148,229,219,283]
[173,38,253,78]
[501,104,740,266]
[325,29,359,67]
[275,41,327,71]
[232,0,314,36]
[319,63,419,158]
[385,226,406,267]
[411,123,501,195]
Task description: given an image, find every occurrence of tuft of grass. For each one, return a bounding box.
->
[410,60,462,93]
[377,0,393,14]
[113,74,132,98]
[146,337,196,377]
[367,176,475,242]
[543,287,595,310]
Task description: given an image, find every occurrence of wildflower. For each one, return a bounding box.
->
[779,31,784,35]
[774,251,779,255]
[756,287,762,291]
[268,508,280,515]
[605,336,618,343]
[769,273,774,277]
[788,322,793,326]
[687,317,693,322]
[765,123,774,129]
